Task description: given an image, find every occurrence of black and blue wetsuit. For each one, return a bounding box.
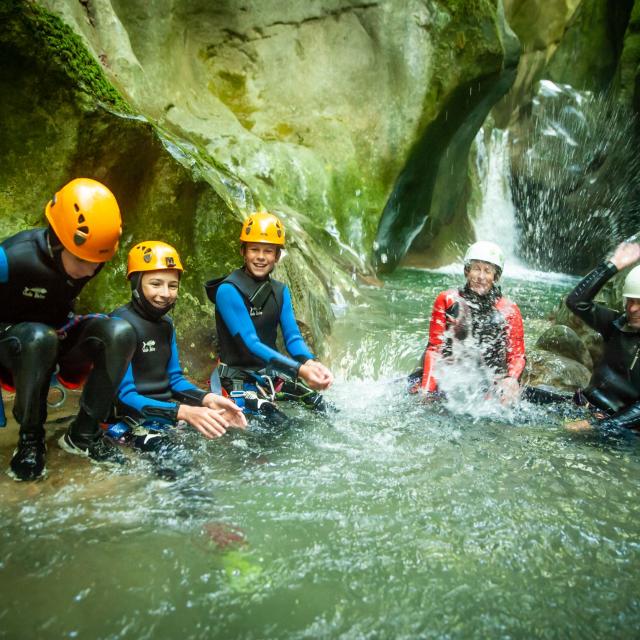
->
[205,268,323,414]
[109,297,213,477]
[207,268,313,378]
[111,300,208,425]
[0,227,135,445]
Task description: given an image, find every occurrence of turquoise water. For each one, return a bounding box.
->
[1,268,639,639]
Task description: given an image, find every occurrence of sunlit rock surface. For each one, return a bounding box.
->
[498,0,634,126]
[375,1,520,270]
[0,0,524,373]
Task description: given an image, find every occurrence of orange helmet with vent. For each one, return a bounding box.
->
[239,212,285,246]
[45,178,122,262]
[126,241,184,278]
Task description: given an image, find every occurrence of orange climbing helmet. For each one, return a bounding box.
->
[239,212,285,246]
[45,178,122,262]
[126,241,184,278]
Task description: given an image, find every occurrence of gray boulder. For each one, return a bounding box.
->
[536,324,593,370]
[524,349,591,391]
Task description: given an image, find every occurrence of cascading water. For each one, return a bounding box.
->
[473,127,521,269]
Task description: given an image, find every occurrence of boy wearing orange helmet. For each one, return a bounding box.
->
[205,212,333,417]
[108,241,246,476]
[0,178,136,481]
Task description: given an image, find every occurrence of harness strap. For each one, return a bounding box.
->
[249,280,273,312]
[56,313,109,339]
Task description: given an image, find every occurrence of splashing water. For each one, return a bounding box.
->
[510,81,640,272]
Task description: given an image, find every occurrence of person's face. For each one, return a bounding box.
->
[625,297,640,328]
[61,249,101,280]
[140,269,180,309]
[242,242,279,279]
[466,260,497,295]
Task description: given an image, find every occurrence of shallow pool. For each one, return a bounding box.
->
[1,268,638,638]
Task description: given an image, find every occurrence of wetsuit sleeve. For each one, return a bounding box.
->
[167,330,208,406]
[503,301,526,380]
[0,247,8,283]
[280,286,315,364]
[566,262,620,337]
[420,292,450,392]
[117,363,179,423]
[216,283,302,377]
[597,401,640,432]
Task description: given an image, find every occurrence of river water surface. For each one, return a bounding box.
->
[1,268,639,639]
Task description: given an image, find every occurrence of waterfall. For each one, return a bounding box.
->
[473,127,522,271]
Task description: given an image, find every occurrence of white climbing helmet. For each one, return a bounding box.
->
[464,241,505,273]
[623,265,640,299]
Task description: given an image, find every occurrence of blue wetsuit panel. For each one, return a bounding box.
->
[280,286,314,362]
[0,248,8,284]
[117,363,178,416]
[216,283,313,373]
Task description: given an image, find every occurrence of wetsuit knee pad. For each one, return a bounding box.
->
[100,317,137,356]
[19,323,59,364]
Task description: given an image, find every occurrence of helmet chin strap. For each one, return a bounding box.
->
[46,227,102,281]
[130,273,174,320]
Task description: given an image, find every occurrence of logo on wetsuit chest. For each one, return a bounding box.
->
[142,340,156,353]
[22,286,47,299]
[249,308,263,317]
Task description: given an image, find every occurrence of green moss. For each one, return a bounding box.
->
[0,0,131,113]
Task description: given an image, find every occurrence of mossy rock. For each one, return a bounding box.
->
[524,349,591,391]
[536,324,593,370]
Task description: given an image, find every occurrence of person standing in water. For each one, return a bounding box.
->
[410,241,525,404]
[108,241,246,475]
[205,212,333,418]
[565,241,640,432]
[0,178,136,481]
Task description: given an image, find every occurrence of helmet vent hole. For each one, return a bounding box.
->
[77,226,89,234]
[77,214,85,223]
[73,203,80,212]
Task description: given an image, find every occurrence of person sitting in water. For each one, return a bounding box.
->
[0,178,136,481]
[409,240,525,404]
[107,241,246,474]
[565,241,640,432]
[205,212,333,418]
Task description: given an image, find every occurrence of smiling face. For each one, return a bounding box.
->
[140,269,180,309]
[60,248,101,280]
[626,297,640,329]
[242,242,280,279]
[465,260,498,296]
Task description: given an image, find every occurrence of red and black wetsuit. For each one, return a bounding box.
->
[420,285,526,392]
